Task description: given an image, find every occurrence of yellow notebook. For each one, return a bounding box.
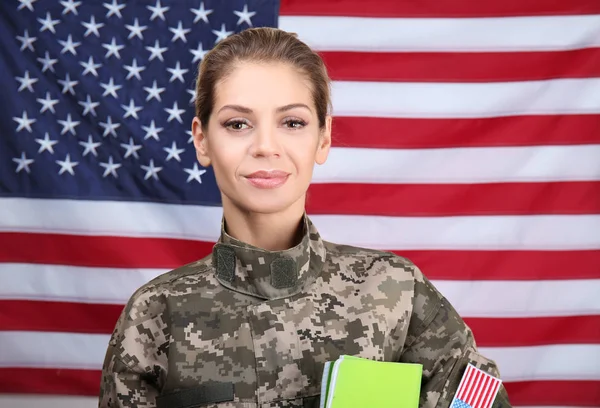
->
[320,355,422,408]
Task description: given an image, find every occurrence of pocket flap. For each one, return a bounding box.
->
[157,383,235,408]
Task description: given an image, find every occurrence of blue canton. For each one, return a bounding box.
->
[450,398,473,408]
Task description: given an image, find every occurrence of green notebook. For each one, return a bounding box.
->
[320,355,422,408]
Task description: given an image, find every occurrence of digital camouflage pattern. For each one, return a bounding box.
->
[99,215,512,408]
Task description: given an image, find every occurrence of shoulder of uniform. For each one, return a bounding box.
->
[323,240,414,265]
[130,253,214,300]
[323,240,419,275]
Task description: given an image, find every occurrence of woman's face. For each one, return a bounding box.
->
[192,61,331,215]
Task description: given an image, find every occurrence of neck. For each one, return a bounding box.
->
[221,198,306,251]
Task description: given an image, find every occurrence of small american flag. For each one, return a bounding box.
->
[450,364,503,408]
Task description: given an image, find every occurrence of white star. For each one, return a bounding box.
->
[100,77,122,98]
[56,154,79,175]
[37,51,58,73]
[169,21,191,43]
[36,92,59,113]
[12,111,36,133]
[57,73,78,95]
[38,12,60,34]
[190,42,208,63]
[60,0,81,15]
[184,163,207,183]
[78,94,100,117]
[79,135,101,157]
[212,23,233,43]
[35,132,58,154]
[121,99,142,120]
[145,40,167,62]
[143,80,165,102]
[234,4,256,26]
[165,101,185,124]
[142,120,163,141]
[57,114,80,135]
[164,141,185,162]
[191,2,212,24]
[99,116,120,137]
[125,18,147,40]
[99,156,122,178]
[104,0,125,18]
[102,37,125,59]
[16,30,36,52]
[80,56,102,77]
[167,61,188,83]
[15,71,38,92]
[17,0,37,12]
[82,15,104,37]
[58,34,81,55]
[13,152,35,174]
[186,129,194,143]
[124,58,146,80]
[120,137,142,159]
[141,159,162,180]
[187,88,196,104]
[147,0,169,21]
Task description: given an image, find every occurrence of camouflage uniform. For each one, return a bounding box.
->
[99,215,512,408]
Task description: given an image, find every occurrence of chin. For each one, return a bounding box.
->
[237,196,298,215]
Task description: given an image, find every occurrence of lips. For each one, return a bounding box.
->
[244,170,290,189]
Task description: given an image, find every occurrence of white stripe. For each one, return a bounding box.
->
[279,15,600,52]
[330,79,600,118]
[0,332,108,370]
[431,279,600,318]
[1,331,599,382]
[310,214,600,250]
[0,263,164,304]
[0,397,581,408]
[480,344,600,382]
[314,145,600,184]
[1,263,598,317]
[2,199,600,250]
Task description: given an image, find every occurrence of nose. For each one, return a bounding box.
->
[249,125,280,158]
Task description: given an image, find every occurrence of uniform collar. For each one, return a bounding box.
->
[211,214,326,300]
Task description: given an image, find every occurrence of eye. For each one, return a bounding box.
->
[283,118,307,129]
[224,119,250,131]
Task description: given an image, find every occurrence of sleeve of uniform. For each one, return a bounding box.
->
[98,287,169,408]
[399,263,513,408]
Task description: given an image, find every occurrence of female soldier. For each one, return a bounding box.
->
[99,27,511,408]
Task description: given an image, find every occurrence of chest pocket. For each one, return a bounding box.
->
[156,383,256,408]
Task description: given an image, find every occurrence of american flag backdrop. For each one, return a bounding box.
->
[1,0,599,407]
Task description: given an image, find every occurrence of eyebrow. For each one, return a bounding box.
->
[217,103,312,114]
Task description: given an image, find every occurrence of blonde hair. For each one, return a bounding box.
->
[194,27,332,128]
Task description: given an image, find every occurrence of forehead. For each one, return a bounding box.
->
[213,62,314,111]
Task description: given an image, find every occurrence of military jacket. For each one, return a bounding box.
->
[99,216,512,408]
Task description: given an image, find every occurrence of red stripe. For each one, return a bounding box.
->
[331,115,600,149]
[280,0,600,17]
[0,368,101,395]
[322,49,600,82]
[1,233,599,280]
[307,182,600,216]
[505,380,600,406]
[3,301,599,346]
[398,249,600,280]
[465,316,600,347]
[0,232,213,268]
[0,300,123,334]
